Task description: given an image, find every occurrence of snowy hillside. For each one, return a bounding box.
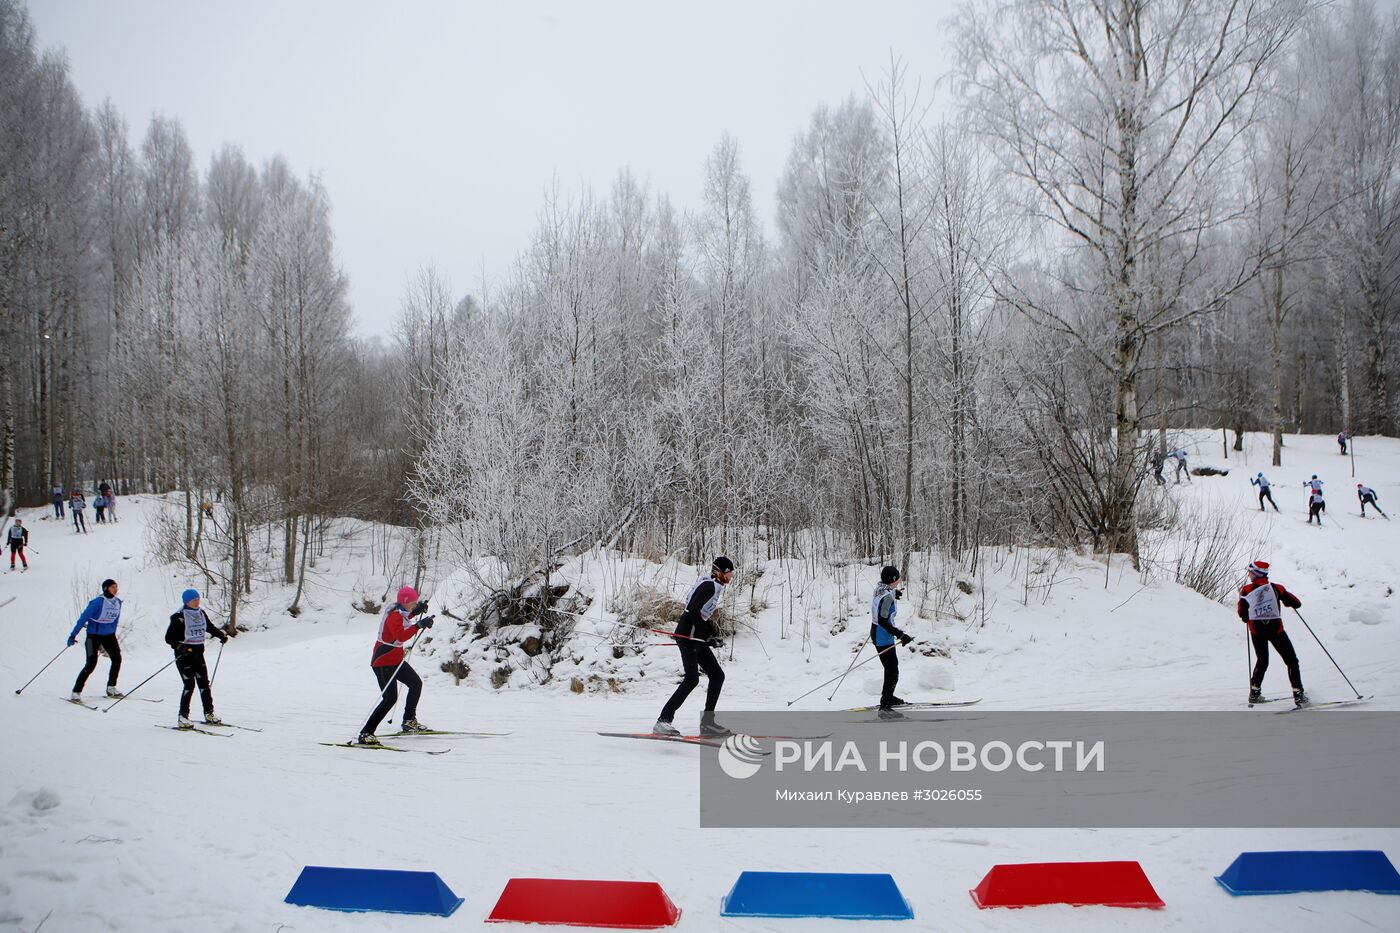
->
[2,431,1398,932]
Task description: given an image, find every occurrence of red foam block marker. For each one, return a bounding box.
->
[971,861,1165,909]
[486,878,681,929]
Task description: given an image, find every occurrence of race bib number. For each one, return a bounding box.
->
[183,609,206,644]
[1247,585,1280,620]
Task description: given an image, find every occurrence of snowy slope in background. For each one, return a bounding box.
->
[2,433,1397,931]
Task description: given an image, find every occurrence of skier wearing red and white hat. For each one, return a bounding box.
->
[1237,561,1306,707]
[357,585,434,744]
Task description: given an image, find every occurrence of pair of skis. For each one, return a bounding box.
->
[1272,696,1373,714]
[64,696,162,711]
[321,729,510,756]
[601,699,984,747]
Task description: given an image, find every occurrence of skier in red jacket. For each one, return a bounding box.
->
[1237,561,1306,707]
[358,585,435,744]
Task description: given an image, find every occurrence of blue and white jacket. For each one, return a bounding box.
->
[70,595,122,639]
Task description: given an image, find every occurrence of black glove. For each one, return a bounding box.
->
[411,600,430,617]
[898,633,913,647]
[416,616,435,630]
[217,632,229,644]
[706,636,723,649]
[67,636,76,647]
[894,590,904,600]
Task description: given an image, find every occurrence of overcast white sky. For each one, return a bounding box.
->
[29,0,962,337]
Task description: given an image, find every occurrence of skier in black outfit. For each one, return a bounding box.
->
[872,565,915,718]
[164,588,229,727]
[1358,484,1386,518]
[1238,561,1306,706]
[654,556,735,737]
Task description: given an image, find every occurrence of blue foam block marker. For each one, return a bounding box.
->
[285,866,464,916]
[1216,851,1400,896]
[720,871,913,920]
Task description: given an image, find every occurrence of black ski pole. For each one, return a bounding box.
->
[1292,608,1362,699]
[827,634,871,701]
[103,657,176,712]
[15,644,71,695]
[788,642,901,707]
[210,638,225,686]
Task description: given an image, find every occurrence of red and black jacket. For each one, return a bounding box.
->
[1237,579,1301,632]
[371,603,422,667]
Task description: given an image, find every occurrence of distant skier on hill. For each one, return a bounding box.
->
[654,556,735,738]
[1307,488,1326,525]
[99,481,117,522]
[1150,450,1166,486]
[69,579,124,700]
[165,589,229,728]
[93,493,107,524]
[51,483,64,518]
[1303,475,1325,524]
[1168,448,1191,483]
[1251,472,1280,512]
[7,519,29,571]
[1238,561,1306,707]
[1337,431,1348,455]
[357,585,435,745]
[1358,484,1386,518]
[69,490,87,533]
[872,565,915,718]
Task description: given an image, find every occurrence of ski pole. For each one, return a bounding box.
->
[787,642,902,707]
[103,657,177,712]
[210,638,225,686]
[14,644,71,695]
[1292,608,1362,699]
[827,634,871,701]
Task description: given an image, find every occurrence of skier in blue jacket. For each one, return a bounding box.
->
[69,579,124,699]
[872,565,914,717]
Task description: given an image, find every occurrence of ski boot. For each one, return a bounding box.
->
[357,733,381,746]
[70,691,82,702]
[203,712,223,725]
[652,719,681,737]
[1248,686,1264,705]
[105,686,124,699]
[888,695,908,707]
[400,718,431,733]
[1292,688,1309,708]
[699,712,733,737]
[177,716,195,730]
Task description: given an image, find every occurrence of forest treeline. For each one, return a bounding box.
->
[2,0,1396,615]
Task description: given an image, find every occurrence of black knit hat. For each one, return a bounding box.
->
[880,565,901,585]
[713,555,735,574]
[101,578,117,595]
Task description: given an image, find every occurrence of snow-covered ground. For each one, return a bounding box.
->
[2,432,1397,932]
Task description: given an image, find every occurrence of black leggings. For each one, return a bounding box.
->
[1259,488,1278,510]
[877,641,900,706]
[660,641,724,721]
[1250,621,1303,691]
[73,634,121,691]
[176,646,215,717]
[72,510,86,531]
[361,663,422,734]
